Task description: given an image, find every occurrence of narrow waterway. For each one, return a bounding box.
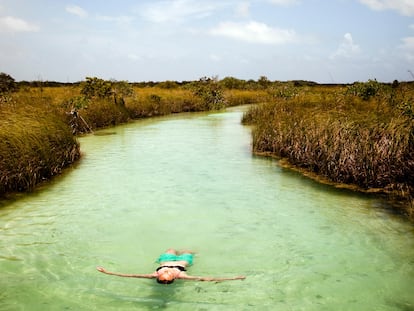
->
[1,107,413,310]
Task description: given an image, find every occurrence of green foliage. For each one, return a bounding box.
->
[257,76,271,89]
[191,77,226,110]
[347,79,383,100]
[80,77,113,99]
[62,95,90,110]
[219,76,247,89]
[80,77,133,107]
[0,72,18,94]
[111,80,134,98]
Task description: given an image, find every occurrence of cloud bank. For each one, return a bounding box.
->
[0,16,39,32]
[359,0,414,16]
[210,21,297,45]
[331,33,361,59]
[140,0,219,23]
[65,5,88,18]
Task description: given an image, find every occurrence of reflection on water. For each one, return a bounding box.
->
[0,107,413,310]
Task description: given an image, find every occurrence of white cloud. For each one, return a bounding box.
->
[210,21,297,45]
[65,5,88,18]
[268,0,300,6]
[399,36,414,62]
[331,33,361,59]
[141,0,218,23]
[0,16,39,32]
[359,0,414,16]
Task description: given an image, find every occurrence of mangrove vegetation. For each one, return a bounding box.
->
[0,74,265,197]
[1,72,413,219]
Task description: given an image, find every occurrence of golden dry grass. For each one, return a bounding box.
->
[2,80,413,219]
[0,83,266,195]
[243,82,414,218]
[0,99,80,195]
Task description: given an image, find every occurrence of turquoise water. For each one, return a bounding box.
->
[1,107,413,310]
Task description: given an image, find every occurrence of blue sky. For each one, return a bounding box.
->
[1,0,413,83]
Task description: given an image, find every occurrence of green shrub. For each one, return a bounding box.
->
[189,77,226,110]
[81,77,113,99]
[0,72,18,94]
[346,79,383,100]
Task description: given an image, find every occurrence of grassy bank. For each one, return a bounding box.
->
[2,75,414,220]
[59,78,268,134]
[242,81,414,218]
[0,99,80,195]
[0,76,266,196]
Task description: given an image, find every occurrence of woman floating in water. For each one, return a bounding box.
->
[97,248,246,284]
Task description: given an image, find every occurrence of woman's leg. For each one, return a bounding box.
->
[164,248,177,255]
[177,249,195,255]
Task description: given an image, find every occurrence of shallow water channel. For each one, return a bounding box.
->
[1,107,414,310]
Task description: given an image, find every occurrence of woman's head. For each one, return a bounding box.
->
[156,268,175,284]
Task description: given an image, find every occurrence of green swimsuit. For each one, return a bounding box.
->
[157,253,194,265]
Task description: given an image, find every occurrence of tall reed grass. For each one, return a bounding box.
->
[0,100,80,195]
[127,87,204,117]
[4,78,413,220]
[224,89,269,107]
[63,85,268,132]
[1,81,267,195]
[243,82,414,218]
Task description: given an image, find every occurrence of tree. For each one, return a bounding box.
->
[0,72,18,94]
[257,76,271,89]
[80,77,112,99]
[347,79,382,100]
[220,76,246,89]
[192,76,226,110]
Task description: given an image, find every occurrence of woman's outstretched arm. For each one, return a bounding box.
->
[97,266,156,279]
[180,274,246,282]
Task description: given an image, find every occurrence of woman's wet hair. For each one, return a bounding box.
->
[156,278,174,284]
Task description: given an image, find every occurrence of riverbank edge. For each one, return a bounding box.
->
[0,98,244,200]
[0,105,81,199]
[0,105,414,223]
[253,150,414,220]
[2,105,413,222]
[2,80,413,223]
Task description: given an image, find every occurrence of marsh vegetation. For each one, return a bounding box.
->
[0,75,265,197]
[1,73,413,218]
[243,80,414,218]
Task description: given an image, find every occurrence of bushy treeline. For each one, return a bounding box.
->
[243,80,414,218]
[60,76,269,133]
[13,75,317,90]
